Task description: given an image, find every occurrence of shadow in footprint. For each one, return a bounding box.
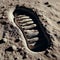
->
[13,5,53,52]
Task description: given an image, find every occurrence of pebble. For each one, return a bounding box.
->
[44,2,49,5]
[15,39,20,42]
[3,38,8,42]
[5,46,14,52]
[12,45,17,51]
[0,39,5,44]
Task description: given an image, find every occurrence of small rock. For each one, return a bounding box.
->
[47,5,52,7]
[57,21,60,24]
[22,51,27,59]
[1,6,4,8]
[5,46,14,52]
[20,52,23,55]
[44,2,51,7]
[1,21,7,25]
[17,48,22,52]
[37,58,40,60]
[54,34,57,37]
[0,39,5,44]
[12,45,17,51]
[3,38,8,42]
[22,55,27,59]
[24,51,27,55]
[5,45,17,52]
[44,2,49,5]
[9,3,13,6]
[14,58,17,60]
[51,54,56,58]
[0,17,3,19]
[15,39,20,42]
[10,24,14,28]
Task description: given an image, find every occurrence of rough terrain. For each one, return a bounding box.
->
[0,0,60,60]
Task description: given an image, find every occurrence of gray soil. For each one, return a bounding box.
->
[0,0,60,60]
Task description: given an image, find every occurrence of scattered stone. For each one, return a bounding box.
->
[37,58,40,60]
[10,24,14,29]
[4,45,17,52]
[3,38,8,42]
[1,6,4,8]
[51,54,56,58]
[0,26,4,40]
[5,46,14,52]
[22,52,27,59]
[0,1,59,60]
[44,50,49,55]
[47,5,52,7]
[9,3,13,6]
[17,48,22,52]
[44,2,49,5]
[12,45,17,51]
[15,38,20,42]
[37,1,40,3]
[57,21,60,24]
[44,2,52,7]
[54,34,57,37]
[14,58,17,60]
[2,31,6,38]
[0,39,5,44]
[0,17,3,19]
[20,51,24,56]
[1,21,7,25]
[24,51,27,55]
[22,55,27,59]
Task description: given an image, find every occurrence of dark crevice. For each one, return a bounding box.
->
[5,47,14,52]
[0,39,5,44]
[15,39,20,42]
[13,5,53,52]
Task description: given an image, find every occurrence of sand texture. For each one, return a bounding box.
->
[0,0,60,60]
